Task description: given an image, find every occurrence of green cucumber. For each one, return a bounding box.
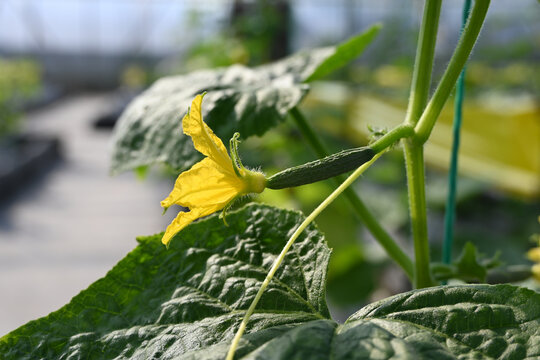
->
[266,147,376,189]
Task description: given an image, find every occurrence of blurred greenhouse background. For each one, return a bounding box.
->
[0,0,538,334]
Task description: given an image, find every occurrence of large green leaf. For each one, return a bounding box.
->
[347,285,540,359]
[224,284,540,359]
[2,205,539,359]
[0,204,330,359]
[110,51,324,174]
[110,25,380,174]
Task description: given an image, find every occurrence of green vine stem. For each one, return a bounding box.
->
[404,0,489,288]
[402,0,442,288]
[289,107,414,280]
[226,152,384,360]
[370,124,415,153]
[403,142,435,288]
[405,0,442,126]
[414,0,490,144]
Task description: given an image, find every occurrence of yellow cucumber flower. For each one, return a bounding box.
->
[160,94,266,246]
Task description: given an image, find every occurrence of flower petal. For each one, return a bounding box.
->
[161,204,222,246]
[161,157,244,209]
[183,94,231,169]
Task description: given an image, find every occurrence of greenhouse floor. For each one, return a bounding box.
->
[0,93,175,336]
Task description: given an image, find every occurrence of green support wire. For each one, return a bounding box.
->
[443,0,472,266]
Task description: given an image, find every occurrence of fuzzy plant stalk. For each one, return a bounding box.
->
[403,0,490,288]
[403,0,442,288]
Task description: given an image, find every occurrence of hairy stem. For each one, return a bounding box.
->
[405,0,442,125]
[403,1,489,287]
[401,0,443,288]
[369,124,415,153]
[404,142,434,288]
[226,152,383,360]
[414,0,490,144]
[289,107,414,280]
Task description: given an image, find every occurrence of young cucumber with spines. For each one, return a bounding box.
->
[266,147,376,189]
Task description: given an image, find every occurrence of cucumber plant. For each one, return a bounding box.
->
[2,1,539,359]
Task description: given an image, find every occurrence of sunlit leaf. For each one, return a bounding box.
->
[1,204,538,359]
[110,26,380,174]
[0,204,330,359]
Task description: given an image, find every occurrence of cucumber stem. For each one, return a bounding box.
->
[405,0,442,126]
[369,124,414,154]
[402,0,442,288]
[404,142,435,288]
